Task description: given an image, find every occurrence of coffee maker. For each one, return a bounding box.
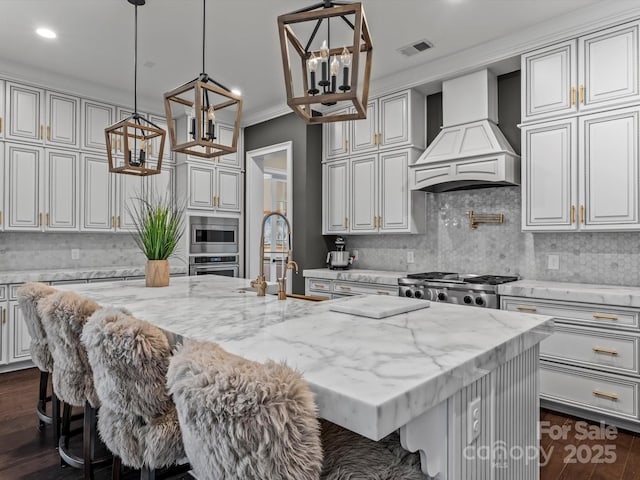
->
[326,236,353,270]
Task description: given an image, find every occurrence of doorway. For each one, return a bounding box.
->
[245,141,293,292]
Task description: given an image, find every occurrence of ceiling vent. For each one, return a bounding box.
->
[398,40,433,57]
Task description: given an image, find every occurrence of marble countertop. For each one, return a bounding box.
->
[62,275,553,441]
[302,268,407,286]
[498,280,640,308]
[0,264,188,285]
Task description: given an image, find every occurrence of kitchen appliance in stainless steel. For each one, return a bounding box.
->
[326,236,353,270]
[398,272,519,309]
[189,255,239,277]
[190,216,239,254]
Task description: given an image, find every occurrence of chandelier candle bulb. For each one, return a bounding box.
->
[330,56,339,93]
[319,40,330,86]
[340,47,351,91]
[307,54,319,95]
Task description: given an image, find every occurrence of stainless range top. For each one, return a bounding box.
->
[398,272,519,308]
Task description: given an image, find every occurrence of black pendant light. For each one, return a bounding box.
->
[105,0,166,176]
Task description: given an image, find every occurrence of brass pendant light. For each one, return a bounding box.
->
[277,1,373,124]
[163,0,242,159]
[105,0,166,176]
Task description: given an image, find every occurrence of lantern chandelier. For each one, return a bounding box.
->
[104,0,166,176]
[163,0,242,159]
[277,0,373,124]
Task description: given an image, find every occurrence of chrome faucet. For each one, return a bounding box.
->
[250,212,299,300]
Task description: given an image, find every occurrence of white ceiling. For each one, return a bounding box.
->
[0,0,633,122]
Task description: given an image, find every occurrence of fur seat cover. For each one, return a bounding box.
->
[81,308,184,470]
[38,290,101,407]
[16,282,57,372]
[167,340,323,480]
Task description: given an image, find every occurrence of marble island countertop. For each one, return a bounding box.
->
[61,275,553,441]
[302,268,407,286]
[498,280,640,308]
[0,264,188,285]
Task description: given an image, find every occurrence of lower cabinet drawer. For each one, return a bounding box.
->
[501,296,640,331]
[332,281,397,296]
[305,289,331,300]
[541,325,639,376]
[541,363,639,420]
[306,278,331,293]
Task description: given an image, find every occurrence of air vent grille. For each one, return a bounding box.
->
[398,39,433,57]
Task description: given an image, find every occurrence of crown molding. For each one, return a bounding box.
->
[242,103,293,128]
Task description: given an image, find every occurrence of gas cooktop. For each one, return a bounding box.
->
[405,272,519,286]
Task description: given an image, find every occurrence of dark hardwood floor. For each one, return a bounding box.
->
[3,368,640,479]
[0,368,191,480]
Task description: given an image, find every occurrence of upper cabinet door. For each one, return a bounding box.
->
[0,79,5,140]
[82,99,115,152]
[379,150,410,232]
[579,107,640,230]
[188,164,215,209]
[6,82,44,144]
[147,164,175,205]
[0,145,4,231]
[323,160,349,234]
[521,40,577,122]
[350,155,377,233]
[323,108,350,160]
[216,168,241,212]
[216,123,240,168]
[4,143,43,231]
[350,101,378,155]
[116,173,145,232]
[45,149,79,231]
[147,114,172,163]
[379,91,411,149]
[46,91,80,149]
[521,119,578,231]
[578,21,640,112]
[81,154,114,231]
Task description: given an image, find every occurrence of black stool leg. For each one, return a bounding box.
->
[60,401,72,467]
[52,392,60,448]
[140,466,155,480]
[83,401,95,480]
[37,371,49,430]
[112,456,122,480]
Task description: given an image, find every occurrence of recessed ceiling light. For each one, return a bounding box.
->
[36,28,57,39]
[231,88,242,96]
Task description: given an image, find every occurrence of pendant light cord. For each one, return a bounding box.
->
[202,0,206,74]
[134,3,138,114]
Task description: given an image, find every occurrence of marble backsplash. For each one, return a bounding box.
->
[0,232,156,271]
[346,186,640,287]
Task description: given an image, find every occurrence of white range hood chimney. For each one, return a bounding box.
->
[410,69,520,192]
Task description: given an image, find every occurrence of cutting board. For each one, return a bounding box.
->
[329,294,430,319]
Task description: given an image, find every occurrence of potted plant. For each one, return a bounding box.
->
[128,193,185,287]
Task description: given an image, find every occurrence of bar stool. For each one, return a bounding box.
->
[167,340,426,480]
[16,282,59,442]
[38,290,110,479]
[81,308,188,480]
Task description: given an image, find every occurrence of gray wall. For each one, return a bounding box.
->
[244,113,325,293]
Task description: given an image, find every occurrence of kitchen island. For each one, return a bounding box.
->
[61,275,553,479]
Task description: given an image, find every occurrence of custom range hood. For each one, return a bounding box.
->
[410,69,520,192]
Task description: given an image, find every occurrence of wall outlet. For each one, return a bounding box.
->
[71,249,80,260]
[407,251,415,264]
[467,396,482,444]
[352,250,358,261]
[547,254,559,270]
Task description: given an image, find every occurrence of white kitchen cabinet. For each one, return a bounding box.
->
[324,107,350,160]
[350,101,378,155]
[0,79,5,140]
[183,162,240,213]
[147,114,172,163]
[7,301,30,364]
[217,123,240,168]
[350,155,377,233]
[45,91,80,149]
[0,302,6,366]
[322,159,349,234]
[81,154,114,231]
[379,149,413,232]
[0,143,4,231]
[116,173,145,232]
[82,99,115,152]
[522,20,640,123]
[5,82,44,144]
[579,106,640,230]
[45,149,79,231]
[147,163,175,204]
[521,118,578,230]
[4,143,43,231]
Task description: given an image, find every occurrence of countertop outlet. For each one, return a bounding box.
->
[547,254,559,270]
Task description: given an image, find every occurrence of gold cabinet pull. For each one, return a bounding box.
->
[593,346,619,356]
[579,84,585,104]
[580,205,585,224]
[313,283,326,289]
[339,285,351,291]
[571,205,575,224]
[46,212,49,226]
[377,290,390,295]
[593,313,618,321]
[47,126,51,141]
[0,117,3,133]
[40,125,43,140]
[593,390,618,401]
[344,139,348,152]
[0,210,3,225]
[111,216,115,228]
[39,212,42,226]
[571,87,576,106]
[378,215,382,228]
[117,215,121,228]
[2,308,5,324]
[516,305,537,312]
